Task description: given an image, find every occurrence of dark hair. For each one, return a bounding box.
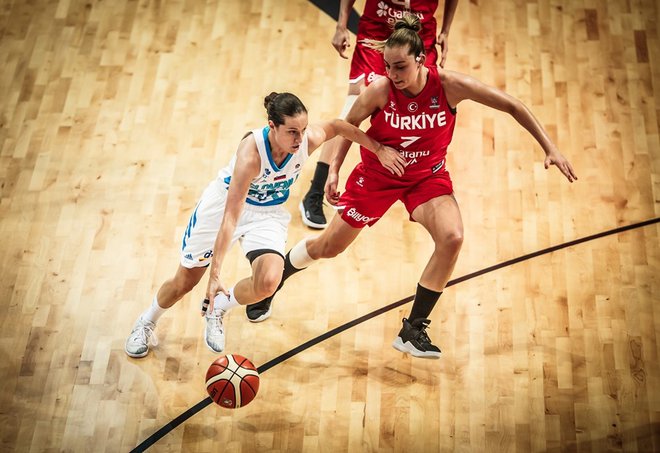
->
[363,14,424,58]
[263,92,307,126]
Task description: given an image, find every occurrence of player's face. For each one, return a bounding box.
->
[383,45,421,90]
[271,113,308,154]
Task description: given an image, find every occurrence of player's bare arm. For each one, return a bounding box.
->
[204,135,261,314]
[437,0,459,67]
[440,69,578,182]
[333,0,357,58]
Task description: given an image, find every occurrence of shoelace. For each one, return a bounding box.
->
[306,192,325,216]
[413,320,433,345]
[133,322,158,346]
[206,311,225,335]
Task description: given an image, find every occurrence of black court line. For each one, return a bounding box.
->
[130,216,659,452]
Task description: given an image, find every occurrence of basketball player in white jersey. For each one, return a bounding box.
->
[125,92,403,357]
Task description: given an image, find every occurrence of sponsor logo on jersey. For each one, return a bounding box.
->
[356,176,365,187]
[198,250,213,261]
[407,102,418,112]
[345,207,379,224]
[376,1,424,26]
[367,71,378,83]
[184,253,194,261]
[430,96,440,109]
[389,100,397,111]
[432,159,445,173]
[383,110,447,130]
[400,149,431,165]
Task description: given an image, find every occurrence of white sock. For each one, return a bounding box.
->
[212,287,240,314]
[142,295,167,324]
[289,238,316,269]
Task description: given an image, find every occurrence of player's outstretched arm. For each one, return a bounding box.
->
[441,69,578,182]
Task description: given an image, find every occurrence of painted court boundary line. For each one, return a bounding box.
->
[131,217,659,452]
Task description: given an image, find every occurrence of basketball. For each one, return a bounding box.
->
[205,354,260,409]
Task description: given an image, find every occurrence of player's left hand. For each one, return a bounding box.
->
[544,150,578,182]
[437,32,449,67]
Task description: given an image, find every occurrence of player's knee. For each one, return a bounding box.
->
[173,270,201,296]
[172,279,195,297]
[253,272,281,298]
[439,230,463,254]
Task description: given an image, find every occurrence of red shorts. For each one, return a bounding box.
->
[338,163,453,228]
[349,43,439,86]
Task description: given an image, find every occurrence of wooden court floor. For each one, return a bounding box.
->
[1,0,658,451]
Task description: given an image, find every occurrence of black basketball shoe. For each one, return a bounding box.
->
[246,297,273,322]
[392,318,442,359]
[299,191,327,229]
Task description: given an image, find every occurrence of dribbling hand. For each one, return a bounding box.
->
[203,274,228,316]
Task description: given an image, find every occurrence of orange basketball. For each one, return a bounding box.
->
[205,354,260,409]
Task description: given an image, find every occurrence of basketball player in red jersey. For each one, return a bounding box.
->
[299,0,459,229]
[265,14,577,359]
[250,0,459,322]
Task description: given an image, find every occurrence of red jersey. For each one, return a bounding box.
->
[361,65,456,179]
[357,0,439,51]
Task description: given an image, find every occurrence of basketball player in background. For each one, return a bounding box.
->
[234,15,577,359]
[125,92,400,357]
[244,0,458,323]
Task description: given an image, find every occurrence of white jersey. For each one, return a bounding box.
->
[216,126,309,206]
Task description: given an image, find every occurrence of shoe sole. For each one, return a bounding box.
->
[247,305,272,323]
[298,201,328,229]
[392,338,441,359]
[204,330,224,353]
[125,347,149,358]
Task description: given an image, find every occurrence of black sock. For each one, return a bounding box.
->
[408,283,442,321]
[277,251,305,291]
[308,161,329,194]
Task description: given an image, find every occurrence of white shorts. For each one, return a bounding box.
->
[180,180,291,268]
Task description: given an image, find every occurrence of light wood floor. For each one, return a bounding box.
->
[1,0,659,451]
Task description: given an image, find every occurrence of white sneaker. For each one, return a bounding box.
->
[205,310,226,353]
[125,317,158,358]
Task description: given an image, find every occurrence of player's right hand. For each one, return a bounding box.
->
[332,27,351,59]
[325,172,341,205]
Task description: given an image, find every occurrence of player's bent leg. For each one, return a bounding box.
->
[306,213,362,260]
[126,264,207,358]
[391,195,463,359]
[241,250,285,322]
